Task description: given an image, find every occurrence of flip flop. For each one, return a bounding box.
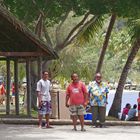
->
[46,125,53,128]
[72,128,77,131]
[38,125,42,128]
[81,128,86,131]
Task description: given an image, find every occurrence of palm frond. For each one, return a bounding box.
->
[77,15,105,44]
[128,19,140,42]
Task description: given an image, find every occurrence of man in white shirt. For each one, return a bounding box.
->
[36,71,52,128]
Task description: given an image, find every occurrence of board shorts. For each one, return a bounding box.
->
[69,105,86,116]
[38,101,52,115]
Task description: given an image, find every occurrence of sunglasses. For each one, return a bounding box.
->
[96,76,101,78]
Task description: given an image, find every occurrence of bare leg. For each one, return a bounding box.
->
[38,114,43,128]
[45,114,53,128]
[45,114,50,126]
[71,115,77,130]
[78,115,85,131]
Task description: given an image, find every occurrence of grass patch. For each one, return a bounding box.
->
[106,116,119,121]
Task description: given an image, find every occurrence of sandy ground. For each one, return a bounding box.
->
[0,124,140,140]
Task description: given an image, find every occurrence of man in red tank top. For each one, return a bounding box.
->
[66,73,88,131]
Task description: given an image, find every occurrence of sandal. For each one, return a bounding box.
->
[46,125,53,128]
[81,128,86,131]
[38,125,42,128]
[72,128,77,131]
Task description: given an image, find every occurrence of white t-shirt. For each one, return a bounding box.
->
[36,79,51,101]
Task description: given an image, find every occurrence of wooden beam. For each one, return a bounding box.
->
[26,59,31,117]
[14,59,19,115]
[6,59,10,115]
[0,52,46,57]
[37,56,42,80]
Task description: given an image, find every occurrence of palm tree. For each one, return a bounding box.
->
[76,14,116,78]
[95,14,116,74]
[108,19,140,117]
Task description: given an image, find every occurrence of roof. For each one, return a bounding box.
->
[0,5,58,59]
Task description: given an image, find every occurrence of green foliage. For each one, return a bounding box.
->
[128,19,140,41]
[85,0,113,15]
[53,21,134,86]
[78,15,106,43]
[0,62,7,80]
[114,0,140,18]
[0,62,26,83]
[18,64,26,82]
[85,0,140,18]
[3,0,87,26]
[2,0,140,86]
[108,25,131,58]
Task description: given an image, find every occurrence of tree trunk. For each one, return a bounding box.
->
[95,14,116,74]
[31,13,44,110]
[31,67,38,110]
[108,39,140,118]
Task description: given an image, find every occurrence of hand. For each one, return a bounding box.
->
[65,103,69,108]
[38,101,42,108]
[83,102,88,107]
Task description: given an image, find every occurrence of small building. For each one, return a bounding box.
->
[0,6,58,116]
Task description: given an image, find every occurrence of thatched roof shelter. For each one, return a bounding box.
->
[0,5,58,59]
[0,5,58,117]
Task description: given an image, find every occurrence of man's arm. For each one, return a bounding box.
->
[82,83,89,107]
[36,81,42,108]
[37,91,42,108]
[65,94,70,107]
[83,91,89,107]
[134,110,137,117]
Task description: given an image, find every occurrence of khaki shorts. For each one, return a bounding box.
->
[69,105,86,116]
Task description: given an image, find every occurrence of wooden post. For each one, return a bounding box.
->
[37,56,42,80]
[57,91,60,119]
[6,59,10,115]
[26,58,31,117]
[14,59,19,115]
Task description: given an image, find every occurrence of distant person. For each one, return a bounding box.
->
[137,92,140,121]
[11,83,15,105]
[121,103,131,121]
[126,104,137,121]
[36,71,52,128]
[65,73,88,131]
[0,81,6,105]
[88,73,109,128]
